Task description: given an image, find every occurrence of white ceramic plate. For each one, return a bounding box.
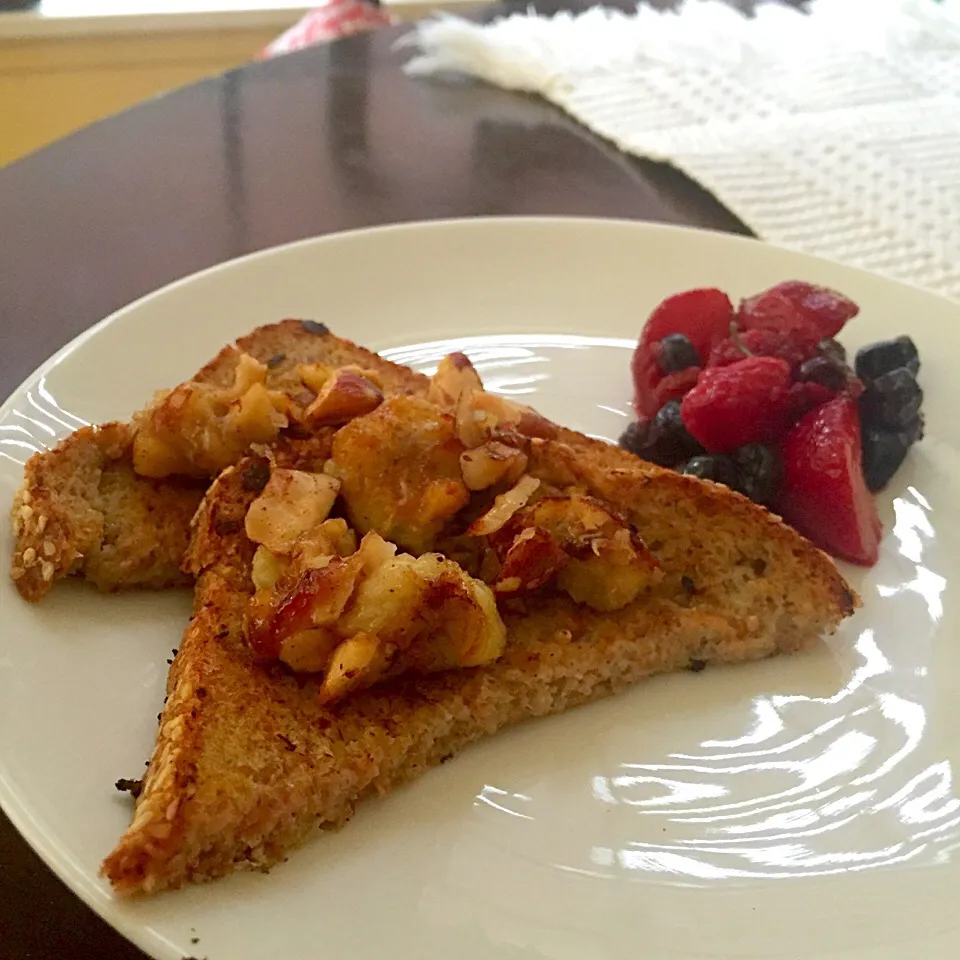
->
[1,218,958,960]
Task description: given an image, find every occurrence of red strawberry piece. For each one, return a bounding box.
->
[745,325,820,369]
[631,344,661,419]
[641,288,734,357]
[705,335,746,369]
[776,395,881,566]
[653,366,701,409]
[737,290,820,338]
[707,325,821,373]
[740,282,859,340]
[771,280,860,338]
[680,356,793,452]
[633,351,703,420]
[634,288,734,420]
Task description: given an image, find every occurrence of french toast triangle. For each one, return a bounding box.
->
[101,372,856,895]
[9,320,429,602]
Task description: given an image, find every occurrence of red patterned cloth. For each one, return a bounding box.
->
[260,0,395,58]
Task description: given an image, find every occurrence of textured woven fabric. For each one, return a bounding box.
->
[404,0,960,300]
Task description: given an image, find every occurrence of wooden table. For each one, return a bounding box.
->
[0,3,785,957]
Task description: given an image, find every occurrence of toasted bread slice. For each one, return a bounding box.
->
[9,423,205,602]
[10,320,429,601]
[101,437,854,895]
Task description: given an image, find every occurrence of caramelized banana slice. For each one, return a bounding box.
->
[244,468,340,555]
[326,396,470,554]
[251,545,290,592]
[487,494,660,611]
[318,632,389,703]
[294,518,358,570]
[133,354,288,478]
[318,550,506,702]
[245,553,364,662]
[245,530,506,704]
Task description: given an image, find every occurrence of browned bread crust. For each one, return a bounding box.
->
[196,318,429,398]
[9,320,429,601]
[101,440,854,896]
[9,422,204,602]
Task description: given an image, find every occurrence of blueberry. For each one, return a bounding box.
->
[855,336,920,382]
[656,334,700,374]
[860,367,923,431]
[618,402,703,467]
[797,355,849,392]
[683,454,738,487]
[732,444,782,506]
[861,425,910,492]
[818,338,847,364]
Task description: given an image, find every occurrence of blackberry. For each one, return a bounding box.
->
[818,338,847,365]
[861,408,924,492]
[732,443,782,506]
[861,426,911,492]
[617,401,703,467]
[902,414,925,446]
[683,454,738,487]
[656,334,701,374]
[860,367,923,431]
[855,336,920,382]
[797,355,849,392]
[654,401,705,462]
[618,420,655,458]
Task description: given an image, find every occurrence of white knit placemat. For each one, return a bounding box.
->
[403,0,960,300]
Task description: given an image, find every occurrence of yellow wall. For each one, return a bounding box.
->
[0,28,280,165]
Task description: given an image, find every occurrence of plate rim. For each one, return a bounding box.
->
[4,215,957,421]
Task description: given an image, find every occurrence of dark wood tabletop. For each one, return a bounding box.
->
[0,2,792,958]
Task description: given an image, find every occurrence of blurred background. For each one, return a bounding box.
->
[0,0,470,165]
